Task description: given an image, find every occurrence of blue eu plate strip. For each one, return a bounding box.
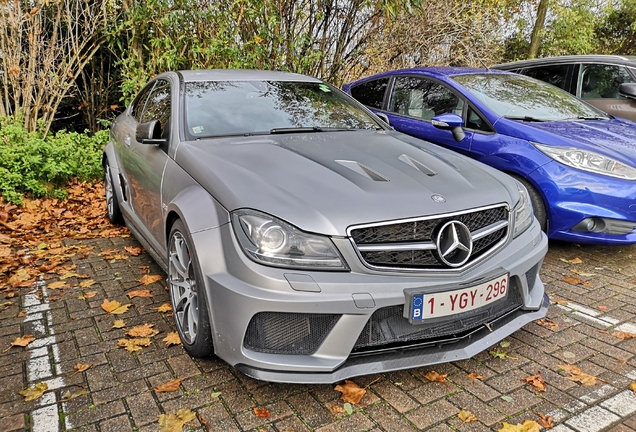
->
[412,294,424,321]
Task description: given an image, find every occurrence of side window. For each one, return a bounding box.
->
[140,80,171,139]
[130,84,154,122]
[522,64,570,91]
[580,64,633,99]
[350,78,389,109]
[466,107,492,133]
[389,77,464,120]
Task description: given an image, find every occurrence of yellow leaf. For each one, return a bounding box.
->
[69,362,93,377]
[157,303,172,313]
[158,408,197,432]
[458,408,478,423]
[124,246,142,256]
[163,332,182,346]
[126,289,153,299]
[424,371,447,382]
[84,291,97,299]
[101,299,132,315]
[111,319,126,329]
[4,334,35,352]
[19,383,48,401]
[612,331,636,340]
[117,338,151,353]
[138,274,163,286]
[48,281,69,290]
[334,380,366,404]
[498,420,540,432]
[126,323,158,338]
[630,382,636,395]
[560,364,598,386]
[79,279,95,288]
[154,378,183,393]
[467,372,484,381]
[60,271,79,280]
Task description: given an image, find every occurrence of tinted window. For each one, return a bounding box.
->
[580,64,633,99]
[141,80,171,138]
[389,77,464,120]
[350,78,389,109]
[453,73,607,121]
[184,81,379,138]
[466,107,492,132]
[130,84,154,122]
[522,64,570,91]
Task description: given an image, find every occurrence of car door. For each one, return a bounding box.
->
[126,79,172,250]
[577,63,636,121]
[384,75,472,154]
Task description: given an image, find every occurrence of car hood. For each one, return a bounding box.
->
[175,131,518,236]
[511,118,636,166]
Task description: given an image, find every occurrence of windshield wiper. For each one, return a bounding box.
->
[503,115,546,122]
[574,115,610,121]
[270,127,324,134]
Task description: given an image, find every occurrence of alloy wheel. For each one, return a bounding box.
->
[169,231,199,344]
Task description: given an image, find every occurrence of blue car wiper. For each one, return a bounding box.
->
[503,115,546,122]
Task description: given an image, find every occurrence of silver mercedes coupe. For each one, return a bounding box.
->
[103,69,549,383]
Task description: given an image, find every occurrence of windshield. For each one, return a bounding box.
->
[184,81,380,138]
[452,73,608,121]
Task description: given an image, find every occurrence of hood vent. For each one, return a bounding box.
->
[398,154,437,176]
[335,160,389,182]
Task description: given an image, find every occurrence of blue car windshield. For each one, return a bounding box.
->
[452,74,608,121]
[184,81,380,139]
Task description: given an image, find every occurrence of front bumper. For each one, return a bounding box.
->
[191,218,548,384]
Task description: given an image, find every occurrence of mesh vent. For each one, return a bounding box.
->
[353,278,523,352]
[525,263,540,291]
[244,312,340,355]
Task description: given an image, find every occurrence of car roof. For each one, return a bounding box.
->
[177,69,322,82]
[351,67,510,83]
[493,55,636,70]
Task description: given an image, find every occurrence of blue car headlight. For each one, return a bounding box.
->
[534,143,636,180]
[513,181,533,238]
[232,209,348,270]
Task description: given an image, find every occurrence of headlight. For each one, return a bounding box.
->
[513,181,533,238]
[534,143,636,180]
[232,209,348,270]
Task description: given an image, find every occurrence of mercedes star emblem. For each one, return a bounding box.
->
[431,194,446,203]
[436,220,473,267]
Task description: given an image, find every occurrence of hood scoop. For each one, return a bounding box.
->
[398,154,437,176]
[335,160,389,182]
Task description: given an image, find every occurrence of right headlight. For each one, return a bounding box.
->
[513,181,533,238]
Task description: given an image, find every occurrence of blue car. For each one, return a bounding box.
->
[343,67,636,245]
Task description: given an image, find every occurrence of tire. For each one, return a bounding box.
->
[168,220,214,357]
[512,175,547,232]
[104,160,124,225]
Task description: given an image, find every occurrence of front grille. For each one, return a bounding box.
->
[350,205,508,270]
[244,312,341,355]
[353,277,523,352]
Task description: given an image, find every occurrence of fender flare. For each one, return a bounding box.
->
[164,185,230,240]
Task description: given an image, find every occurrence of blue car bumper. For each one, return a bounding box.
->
[529,161,636,244]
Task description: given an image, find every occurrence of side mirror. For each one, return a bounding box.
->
[619,83,636,100]
[375,112,391,126]
[136,120,166,145]
[431,113,465,142]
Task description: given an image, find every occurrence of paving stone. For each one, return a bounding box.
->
[448,390,505,426]
[409,381,460,405]
[197,402,240,432]
[0,413,26,431]
[234,400,293,430]
[65,400,126,429]
[370,380,419,413]
[566,405,621,432]
[314,412,375,432]
[366,401,417,431]
[99,415,134,432]
[287,391,334,428]
[127,391,160,426]
[451,370,501,401]
[488,388,540,416]
[405,399,459,429]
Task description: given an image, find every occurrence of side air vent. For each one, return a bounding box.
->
[398,154,437,176]
[335,160,389,182]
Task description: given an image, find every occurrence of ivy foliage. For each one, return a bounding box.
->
[0,117,108,204]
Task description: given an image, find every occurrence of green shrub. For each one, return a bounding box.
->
[0,117,108,204]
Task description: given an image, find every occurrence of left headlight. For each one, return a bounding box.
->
[534,142,636,180]
[232,209,349,271]
[513,181,533,238]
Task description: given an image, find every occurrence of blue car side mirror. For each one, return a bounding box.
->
[432,113,465,142]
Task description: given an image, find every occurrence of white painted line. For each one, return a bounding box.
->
[580,384,616,404]
[600,390,636,417]
[550,425,576,432]
[627,370,636,381]
[571,312,612,328]
[565,406,620,432]
[558,303,601,317]
[617,323,636,334]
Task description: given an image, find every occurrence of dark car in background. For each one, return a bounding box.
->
[493,55,636,121]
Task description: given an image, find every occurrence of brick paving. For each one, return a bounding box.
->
[3,236,636,431]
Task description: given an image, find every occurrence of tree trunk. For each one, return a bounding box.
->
[528,0,549,59]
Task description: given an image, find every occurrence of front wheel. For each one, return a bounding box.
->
[513,175,547,232]
[104,161,123,225]
[168,220,214,357]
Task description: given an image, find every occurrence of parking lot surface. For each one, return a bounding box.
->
[3,235,636,432]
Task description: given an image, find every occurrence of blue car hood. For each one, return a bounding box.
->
[516,118,636,166]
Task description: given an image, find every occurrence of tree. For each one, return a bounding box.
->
[528,0,549,58]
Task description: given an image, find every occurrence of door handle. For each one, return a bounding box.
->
[124,136,131,147]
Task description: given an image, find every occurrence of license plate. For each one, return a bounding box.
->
[409,274,509,323]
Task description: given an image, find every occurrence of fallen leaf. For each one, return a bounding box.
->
[60,271,79,280]
[84,291,96,299]
[253,407,271,418]
[48,281,69,290]
[458,408,478,423]
[163,332,182,346]
[501,395,514,403]
[334,380,366,404]
[331,405,346,414]
[18,383,48,401]
[343,402,353,415]
[211,392,222,398]
[560,257,583,264]
[560,364,598,386]
[467,372,485,381]
[630,382,636,395]
[126,289,153,299]
[498,420,540,432]
[124,246,142,256]
[126,323,159,338]
[522,374,546,392]
[157,303,172,313]
[616,331,636,339]
[490,349,508,359]
[111,319,126,329]
[571,269,596,276]
[500,341,511,348]
[158,408,197,432]
[563,351,576,360]
[118,338,152,353]
[17,310,26,318]
[536,318,559,331]
[138,274,162,286]
[564,275,590,286]
[69,362,93,377]
[154,378,183,393]
[550,297,569,305]
[101,298,132,315]
[197,413,211,430]
[61,389,89,401]
[535,412,554,428]
[424,371,448,382]
[597,305,607,311]
[79,279,95,288]
[4,334,35,352]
